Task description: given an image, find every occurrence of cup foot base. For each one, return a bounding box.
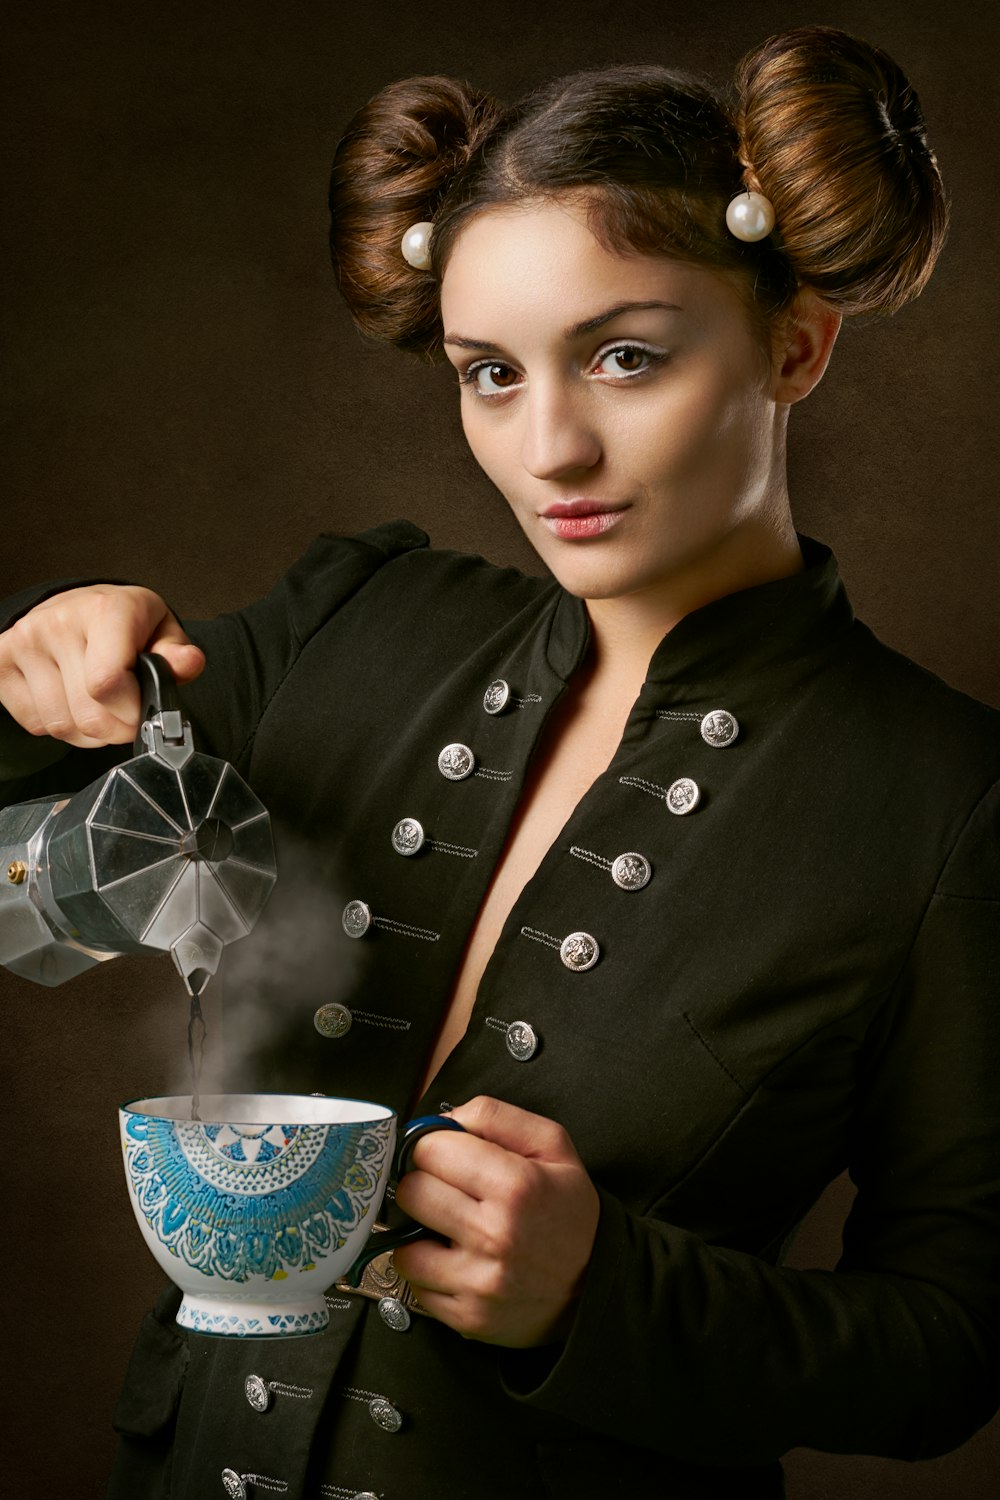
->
[177,1294,330,1338]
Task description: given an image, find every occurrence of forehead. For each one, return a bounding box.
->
[439,198,745,337]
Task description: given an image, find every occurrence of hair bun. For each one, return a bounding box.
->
[734,25,949,315]
[329,76,503,354]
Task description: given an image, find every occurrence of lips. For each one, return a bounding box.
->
[541,500,628,518]
[539,501,630,540]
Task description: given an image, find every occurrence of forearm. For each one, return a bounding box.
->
[501,1185,1000,1464]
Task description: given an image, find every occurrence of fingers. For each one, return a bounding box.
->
[421,1095,579,1169]
[0,583,204,746]
[146,611,206,684]
[0,657,117,747]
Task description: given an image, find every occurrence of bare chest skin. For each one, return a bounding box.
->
[416,666,638,1101]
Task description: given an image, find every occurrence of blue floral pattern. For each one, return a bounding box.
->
[123,1112,392,1284]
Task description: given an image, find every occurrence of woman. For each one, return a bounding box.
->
[0,23,997,1500]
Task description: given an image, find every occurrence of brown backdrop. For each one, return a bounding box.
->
[2,1,998,1495]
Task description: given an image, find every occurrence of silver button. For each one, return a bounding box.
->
[391,817,425,856]
[342,899,372,938]
[610,852,652,891]
[368,1395,403,1432]
[221,1472,246,1500]
[700,709,739,747]
[438,742,475,780]
[666,777,701,815]
[483,678,510,714]
[506,1020,538,1060]
[559,931,600,971]
[378,1296,412,1332]
[314,1002,352,1039]
[244,1373,270,1412]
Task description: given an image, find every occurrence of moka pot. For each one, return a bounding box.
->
[0,653,276,994]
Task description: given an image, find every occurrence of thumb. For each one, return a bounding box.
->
[447,1096,579,1165]
[145,611,206,684]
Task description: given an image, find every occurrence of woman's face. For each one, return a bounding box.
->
[440,197,793,605]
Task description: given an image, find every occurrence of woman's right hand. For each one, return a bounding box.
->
[0,585,206,748]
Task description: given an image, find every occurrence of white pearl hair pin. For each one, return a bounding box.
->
[725,190,776,243]
[401,220,434,270]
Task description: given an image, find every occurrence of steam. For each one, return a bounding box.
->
[163,827,364,1101]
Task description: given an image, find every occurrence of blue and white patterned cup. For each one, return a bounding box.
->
[120,1093,398,1338]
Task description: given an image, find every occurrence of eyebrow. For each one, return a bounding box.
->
[443,300,683,351]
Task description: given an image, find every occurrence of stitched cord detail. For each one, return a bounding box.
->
[320,1487,385,1499]
[371,916,440,942]
[485,1016,510,1033]
[569,845,612,872]
[619,774,673,803]
[656,710,702,723]
[338,1385,386,1404]
[473,767,514,782]
[323,1295,353,1312]
[520,925,561,951]
[353,1010,411,1032]
[513,694,543,708]
[242,1478,288,1494]
[268,1381,312,1399]
[426,839,478,859]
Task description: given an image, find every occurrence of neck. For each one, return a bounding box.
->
[582,515,804,696]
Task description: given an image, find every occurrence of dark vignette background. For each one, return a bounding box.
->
[2,2,997,1496]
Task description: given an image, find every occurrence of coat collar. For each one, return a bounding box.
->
[543,533,855,691]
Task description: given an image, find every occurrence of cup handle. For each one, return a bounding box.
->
[341,1113,467,1287]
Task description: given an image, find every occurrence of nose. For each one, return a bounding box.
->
[519,381,602,481]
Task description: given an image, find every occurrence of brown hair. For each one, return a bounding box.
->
[329,25,948,359]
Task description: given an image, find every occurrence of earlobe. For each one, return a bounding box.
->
[773,291,842,405]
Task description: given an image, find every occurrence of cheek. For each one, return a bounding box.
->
[460,408,516,491]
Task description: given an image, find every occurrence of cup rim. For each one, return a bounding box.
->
[118,1091,396,1125]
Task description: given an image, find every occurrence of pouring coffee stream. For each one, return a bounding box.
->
[0,651,278,1117]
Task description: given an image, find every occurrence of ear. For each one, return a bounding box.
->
[772,289,842,405]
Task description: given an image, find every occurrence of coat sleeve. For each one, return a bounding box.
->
[0,520,428,806]
[500,777,1000,1465]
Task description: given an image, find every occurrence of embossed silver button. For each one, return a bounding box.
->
[378,1296,412,1332]
[483,678,510,714]
[610,852,652,891]
[342,899,372,938]
[559,931,600,971]
[244,1373,270,1412]
[221,1471,246,1500]
[314,1002,352,1039]
[391,817,425,856]
[369,1395,403,1432]
[438,742,475,780]
[700,709,739,747]
[666,777,701,815]
[506,1020,538,1060]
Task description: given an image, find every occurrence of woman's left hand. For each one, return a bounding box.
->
[391,1095,601,1348]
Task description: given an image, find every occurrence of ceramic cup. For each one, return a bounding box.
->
[119,1094,463,1337]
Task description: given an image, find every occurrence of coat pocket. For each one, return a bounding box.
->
[112,1285,189,1439]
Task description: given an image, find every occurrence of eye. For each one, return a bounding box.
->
[461,361,523,397]
[592,344,665,379]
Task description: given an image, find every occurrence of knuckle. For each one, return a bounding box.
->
[478,1208,517,1264]
[83,662,127,702]
[74,705,113,740]
[42,714,74,741]
[477,1261,512,1302]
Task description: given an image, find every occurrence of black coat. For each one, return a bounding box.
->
[2,521,999,1500]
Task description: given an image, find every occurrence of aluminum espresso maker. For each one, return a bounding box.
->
[0,653,276,995]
